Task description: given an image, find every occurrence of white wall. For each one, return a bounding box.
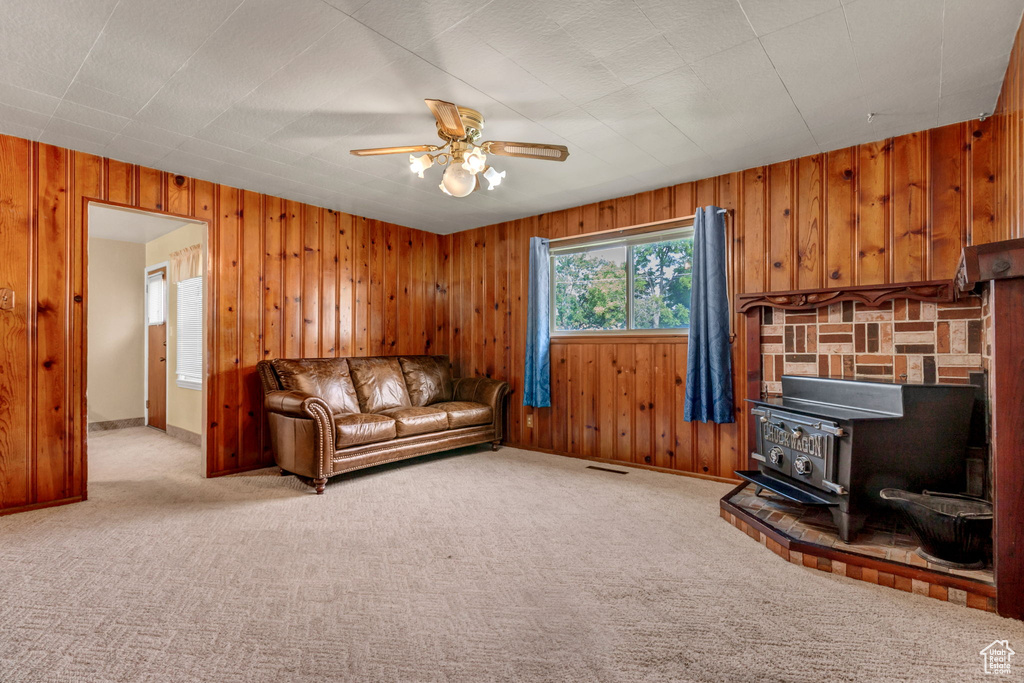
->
[146,223,205,436]
[87,238,146,423]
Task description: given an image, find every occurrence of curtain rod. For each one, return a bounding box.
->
[546,208,731,244]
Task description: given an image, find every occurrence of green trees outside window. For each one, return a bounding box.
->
[552,232,693,332]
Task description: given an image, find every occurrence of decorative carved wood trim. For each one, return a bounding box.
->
[736,280,957,313]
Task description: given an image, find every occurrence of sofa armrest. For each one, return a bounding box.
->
[453,377,510,441]
[265,390,325,417]
[264,390,336,479]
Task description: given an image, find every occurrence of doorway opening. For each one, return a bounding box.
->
[86,203,209,476]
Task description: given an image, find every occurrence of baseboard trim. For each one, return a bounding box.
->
[509,444,741,485]
[166,424,201,446]
[0,496,84,517]
[88,417,144,432]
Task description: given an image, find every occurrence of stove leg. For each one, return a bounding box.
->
[832,508,867,543]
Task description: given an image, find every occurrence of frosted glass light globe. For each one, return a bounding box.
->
[441,163,475,197]
[462,146,487,174]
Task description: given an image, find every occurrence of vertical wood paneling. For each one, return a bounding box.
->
[0,134,449,513]
[633,344,653,465]
[106,159,133,205]
[319,210,338,356]
[384,223,399,354]
[891,133,928,282]
[993,17,1024,241]
[214,185,240,473]
[796,156,824,290]
[742,167,767,293]
[825,148,856,286]
[615,343,633,462]
[768,161,795,291]
[969,120,997,246]
[262,196,284,371]
[282,201,302,359]
[137,166,163,211]
[239,191,263,469]
[336,213,353,357]
[352,216,369,356]
[0,136,32,508]
[929,124,967,280]
[5,35,1024,511]
[856,140,889,285]
[35,144,69,502]
[301,205,320,359]
[72,153,101,498]
[449,120,1006,481]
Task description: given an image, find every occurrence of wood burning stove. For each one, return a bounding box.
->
[738,376,976,541]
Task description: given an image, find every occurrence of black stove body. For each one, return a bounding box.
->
[739,376,976,541]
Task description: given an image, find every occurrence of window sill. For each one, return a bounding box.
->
[176,379,202,391]
[551,333,688,344]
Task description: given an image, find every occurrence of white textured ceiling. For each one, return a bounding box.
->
[1,0,1021,234]
[88,203,199,243]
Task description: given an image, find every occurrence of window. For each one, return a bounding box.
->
[176,276,203,390]
[146,271,165,325]
[551,228,693,333]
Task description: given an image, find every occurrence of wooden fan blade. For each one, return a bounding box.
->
[425,98,466,139]
[483,141,569,161]
[350,144,439,157]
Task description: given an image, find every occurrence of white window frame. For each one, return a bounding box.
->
[549,227,694,336]
[145,269,167,326]
[176,276,203,391]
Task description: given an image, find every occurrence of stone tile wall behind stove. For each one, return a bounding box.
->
[760,295,984,396]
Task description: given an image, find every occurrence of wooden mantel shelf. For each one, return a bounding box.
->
[736,279,957,313]
[956,237,1024,291]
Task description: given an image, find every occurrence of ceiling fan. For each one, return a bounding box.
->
[350,98,570,198]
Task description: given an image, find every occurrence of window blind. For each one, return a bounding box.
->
[176,276,203,390]
[146,272,165,325]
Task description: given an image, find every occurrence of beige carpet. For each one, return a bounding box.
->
[0,427,1020,682]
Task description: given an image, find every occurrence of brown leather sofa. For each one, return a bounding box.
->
[257,355,509,494]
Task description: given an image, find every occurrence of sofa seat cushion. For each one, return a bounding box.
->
[429,401,493,429]
[378,406,449,437]
[335,413,397,448]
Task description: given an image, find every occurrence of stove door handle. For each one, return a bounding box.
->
[822,479,847,495]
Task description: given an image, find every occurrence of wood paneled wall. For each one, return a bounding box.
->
[0,134,448,514]
[447,119,1005,481]
[7,15,1024,514]
[993,18,1024,243]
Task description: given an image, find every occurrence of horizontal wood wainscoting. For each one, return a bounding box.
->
[446,119,1006,480]
[0,134,449,514]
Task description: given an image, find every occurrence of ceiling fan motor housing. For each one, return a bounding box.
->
[436,106,484,143]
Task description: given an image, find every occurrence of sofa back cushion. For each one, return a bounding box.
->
[347,357,412,413]
[270,358,361,415]
[398,356,454,406]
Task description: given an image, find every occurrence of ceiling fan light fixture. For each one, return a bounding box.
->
[462,146,487,174]
[483,166,506,190]
[409,153,433,178]
[441,163,475,197]
[352,99,568,199]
